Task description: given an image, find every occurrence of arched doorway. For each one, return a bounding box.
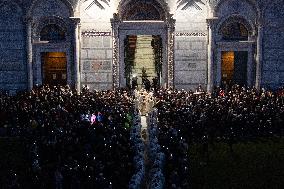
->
[215,17,255,88]
[111,0,175,89]
[220,22,249,87]
[39,24,68,86]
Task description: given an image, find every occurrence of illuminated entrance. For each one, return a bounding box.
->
[111,0,175,89]
[221,51,248,86]
[124,35,162,88]
[42,52,67,86]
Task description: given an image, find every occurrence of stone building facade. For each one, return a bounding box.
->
[0,0,283,94]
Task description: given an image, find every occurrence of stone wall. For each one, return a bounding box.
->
[262,0,284,89]
[0,2,27,94]
[80,35,113,90]
[0,0,283,93]
[79,1,113,90]
[174,3,208,90]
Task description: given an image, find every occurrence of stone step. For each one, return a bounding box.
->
[133,36,156,80]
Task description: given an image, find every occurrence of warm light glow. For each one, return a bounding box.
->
[46,52,66,58]
[125,35,162,88]
[222,51,234,83]
[42,52,67,86]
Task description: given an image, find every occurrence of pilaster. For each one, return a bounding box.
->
[111,13,121,89]
[70,17,81,93]
[166,14,175,88]
[255,21,263,90]
[206,17,218,92]
[24,16,34,91]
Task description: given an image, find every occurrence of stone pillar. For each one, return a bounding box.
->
[247,47,253,87]
[209,0,220,16]
[25,17,33,91]
[161,34,167,88]
[119,34,126,87]
[111,13,121,89]
[206,17,218,93]
[255,23,263,90]
[216,49,222,86]
[166,15,176,88]
[70,17,81,93]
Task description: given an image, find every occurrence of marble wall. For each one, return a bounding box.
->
[0,1,27,94]
[174,2,208,90]
[80,35,113,90]
[0,0,283,93]
[79,0,114,90]
[262,0,284,89]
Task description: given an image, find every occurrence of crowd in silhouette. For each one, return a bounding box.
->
[1,84,284,188]
[0,85,135,189]
[154,85,284,188]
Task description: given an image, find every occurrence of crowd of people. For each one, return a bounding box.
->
[154,85,284,188]
[1,84,284,188]
[0,85,136,188]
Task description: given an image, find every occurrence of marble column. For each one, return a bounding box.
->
[206,17,218,93]
[70,17,81,93]
[119,34,126,87]
[255,23,263,90]
[111,13,121,89]
[25,17,33,91]
[161,34,167,88]
[166,15,176,88]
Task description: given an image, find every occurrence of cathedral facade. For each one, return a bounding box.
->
[0,0,283,94]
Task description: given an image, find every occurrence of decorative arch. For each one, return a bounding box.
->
[215,0,260,16]
[33,16,70,41]
[216,15,255,39]
[213,14,257,89]
[40,24,66,42]
[27,0,74,17]
[118,0,169,20]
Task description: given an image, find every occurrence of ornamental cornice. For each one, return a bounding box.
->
[81,30,111,37]
[70,17,81,25]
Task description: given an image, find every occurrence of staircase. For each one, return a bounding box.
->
[132,35,157,86]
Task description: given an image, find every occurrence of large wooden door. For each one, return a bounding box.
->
[42,52,67,86]
[233,51,247,86]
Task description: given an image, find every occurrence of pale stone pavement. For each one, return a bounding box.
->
[141,116,147,131]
